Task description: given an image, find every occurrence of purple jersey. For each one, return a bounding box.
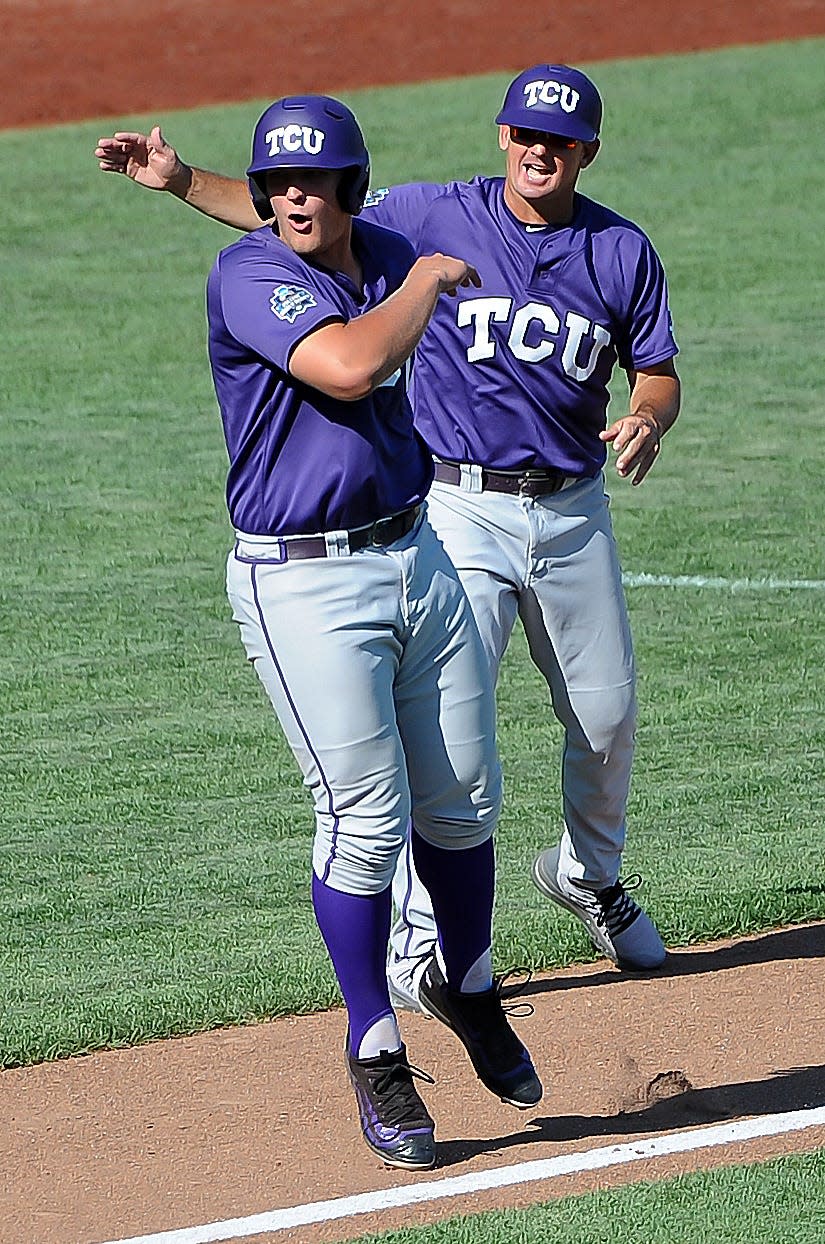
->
[207,218,433,535]
[364,178,678,474]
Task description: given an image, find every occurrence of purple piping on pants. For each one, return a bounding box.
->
[250,561,341,878]
[397,829,416,959]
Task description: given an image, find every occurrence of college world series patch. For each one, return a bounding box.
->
[270,284,317,323]
[363,188,390,208]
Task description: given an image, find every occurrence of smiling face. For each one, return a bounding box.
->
[265,166,352,268]
[499,124,599,225]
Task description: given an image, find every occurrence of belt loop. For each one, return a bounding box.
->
[460,463,483,493]
[325,530,350,558]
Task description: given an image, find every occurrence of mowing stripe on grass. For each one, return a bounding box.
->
[622,573,825,591]
[97,1105,825,1244]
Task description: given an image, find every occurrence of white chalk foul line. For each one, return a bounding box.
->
[98,1105,825,1244]
[622,572,825,591]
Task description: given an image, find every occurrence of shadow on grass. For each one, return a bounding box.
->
[437,1063,825,1167]
[515,922,825,998]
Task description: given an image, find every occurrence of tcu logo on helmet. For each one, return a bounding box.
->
[521,79,580,114]
[457,298,610,381]
[265,124,325,156]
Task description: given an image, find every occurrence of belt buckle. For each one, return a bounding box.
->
[367,504,417,547]
[368,513,394,547]
[519,469,548,494]
[524,470,566,497]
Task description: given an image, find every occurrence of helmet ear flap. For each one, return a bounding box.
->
[248,174,273,221]
[337,160,371,215]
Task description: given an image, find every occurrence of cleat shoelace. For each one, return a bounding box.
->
[591,874,644,937]
[495,967,535,1020]
[364,1058,434,1129]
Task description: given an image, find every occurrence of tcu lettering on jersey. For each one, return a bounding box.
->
[457,297,610,381]
[265,124,325,156]
[521,80,580,114]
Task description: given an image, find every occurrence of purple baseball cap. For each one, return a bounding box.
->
[496,64,602,142]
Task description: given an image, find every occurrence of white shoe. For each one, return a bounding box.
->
[532,844,666,970]
[387,947,437,1015]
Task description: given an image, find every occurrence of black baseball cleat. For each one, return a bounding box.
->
[346,1042,436,1170]
[418,961,543,1109]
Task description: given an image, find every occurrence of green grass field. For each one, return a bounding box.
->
[2,33,824,1244]
[2,36,823,1070]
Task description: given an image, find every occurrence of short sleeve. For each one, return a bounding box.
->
[215,245,343,370]
[614,236,678,372]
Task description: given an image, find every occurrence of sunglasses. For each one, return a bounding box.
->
[508,126,578,150]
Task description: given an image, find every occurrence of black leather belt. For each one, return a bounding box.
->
[434,460,575,498]
[267,503,422,561]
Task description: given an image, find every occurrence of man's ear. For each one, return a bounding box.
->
[580,139,601,169]
[497,124,510,152]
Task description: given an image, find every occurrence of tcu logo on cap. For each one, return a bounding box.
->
[265,124,325,156]
[522,80,580,114]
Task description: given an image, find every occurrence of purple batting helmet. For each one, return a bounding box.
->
[496,65,602,142]
[246,94,371,220]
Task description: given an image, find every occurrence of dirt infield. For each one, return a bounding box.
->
[4,4,825,1242]
[4,0,825,130]
[4,926,825,1243]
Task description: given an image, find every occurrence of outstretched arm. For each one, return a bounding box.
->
[94,125,263,230]
[601,357,681,486]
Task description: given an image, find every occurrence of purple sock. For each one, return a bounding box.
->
[411,829,494,990]
[311,873,394,1054]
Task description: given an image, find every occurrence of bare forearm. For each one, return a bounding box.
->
[338,261,445,389]
[169,164,263,231]
[291,257,470,400]
[603,360,681,484]
[95,127,263,229]
[629,370,681,436]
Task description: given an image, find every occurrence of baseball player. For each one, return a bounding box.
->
[127,94,543,1170]
[95,63,681,1014]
